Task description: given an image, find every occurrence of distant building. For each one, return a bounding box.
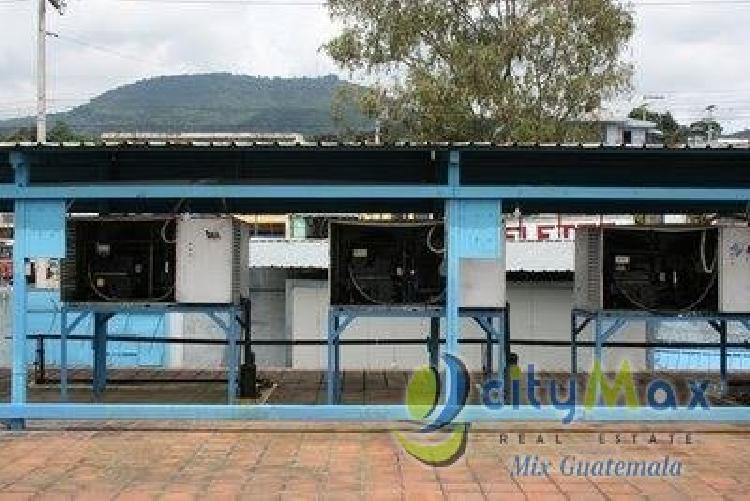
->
[100,131,305,144]
[600,117,659,146]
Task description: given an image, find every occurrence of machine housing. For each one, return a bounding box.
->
[61,214,250,304]
[329,220,505,308]
[574,225,750,313]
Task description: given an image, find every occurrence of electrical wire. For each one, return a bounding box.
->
[426,224,444,254]
[700,229,716,274]
[88,267,175,302]
[614,244,719,313]
[348,265,390,305]
[160,199,185,244]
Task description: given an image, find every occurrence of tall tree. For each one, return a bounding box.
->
[325,0,634,142]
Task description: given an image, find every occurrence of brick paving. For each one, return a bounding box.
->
[2,369,750,499]
[0,423,749,500]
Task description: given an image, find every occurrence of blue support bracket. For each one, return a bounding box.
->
[326,312,355,404]
[326,306,507,404]
[594,317,627,367]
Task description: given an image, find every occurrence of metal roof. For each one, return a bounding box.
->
[248,238,573,272]
[249,239,329,269]
[506,241,573,272]
[2,143,749,214]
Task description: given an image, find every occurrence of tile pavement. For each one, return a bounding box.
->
[0,423,749,500]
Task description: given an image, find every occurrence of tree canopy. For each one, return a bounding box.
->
[325,0,635,142]
[628,106,685,146]
[2,121,89,142]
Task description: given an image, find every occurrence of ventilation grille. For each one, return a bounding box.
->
[585,229,602,308]
[231,220,242,303]
[60,223,77,302]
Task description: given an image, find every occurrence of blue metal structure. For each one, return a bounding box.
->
[325,305,507,404]
[1,143,750,427]
[25,288,167,368]
[571,309,750,393]
[58,302,240,402]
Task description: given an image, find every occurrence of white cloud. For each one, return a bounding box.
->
[0,0,748,132]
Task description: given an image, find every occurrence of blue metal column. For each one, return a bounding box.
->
[92,313,110,398]
[496,312,506,400]
[60,305,68,401]
[719,320,728,395]
[594,312,603,368]
[9,152,28,430]
[445,151,461,356]
[570,310,578,380]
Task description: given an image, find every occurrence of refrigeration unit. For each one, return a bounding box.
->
[574,225,750,313]
[61,214,250,304]
[329,220,506,308]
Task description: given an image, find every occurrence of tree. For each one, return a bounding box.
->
[3,121,88,142]
[628,106,687,146]
[325,0,634,142]
[47,121,87,142]
[689,119,722,141]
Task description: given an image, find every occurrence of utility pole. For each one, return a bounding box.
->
[36,0,47,142]
[36,0,65,143]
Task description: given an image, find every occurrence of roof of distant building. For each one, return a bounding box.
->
[600,117,658,129]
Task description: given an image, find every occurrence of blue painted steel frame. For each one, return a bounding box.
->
[58,303,242,404]
[325,306,508,404]
[3,149,750,426]
[571,308,750,394]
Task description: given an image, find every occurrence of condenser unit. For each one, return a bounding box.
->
[574,225,750,313]
[329,221,505,308]
[62,215,249,304]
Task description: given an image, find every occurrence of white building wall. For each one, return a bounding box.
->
[286,279,647,373]
[630,128,647,145]
[508,282,646,372]
[605,124,622,145]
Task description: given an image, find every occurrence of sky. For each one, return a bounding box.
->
[0,0,748,132]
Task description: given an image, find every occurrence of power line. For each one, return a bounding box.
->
[50,32,161,66]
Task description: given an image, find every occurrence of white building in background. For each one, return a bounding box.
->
[600,117,659,146]
[247,236,647,373]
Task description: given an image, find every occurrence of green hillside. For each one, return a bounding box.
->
[0,73,373,138]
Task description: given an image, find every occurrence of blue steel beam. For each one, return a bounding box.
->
[1,184,750,201]
[445,152,461,356]
[9,153,28,430]
[0,404,749,422]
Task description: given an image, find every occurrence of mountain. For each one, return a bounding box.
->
[0,74,373,138]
